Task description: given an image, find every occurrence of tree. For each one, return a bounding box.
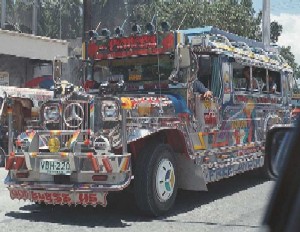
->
[280,46,297,70]
[280,46,300,80]
[132,0,263,40]
[39,0,82,39]
[270,21,282,43]
[295,67,300,79]
[0,1,19,30]
[90,0,126,33]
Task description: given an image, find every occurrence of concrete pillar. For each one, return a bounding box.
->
[1,0,6,29]
[262,0,271,49]
[32,0,38,35]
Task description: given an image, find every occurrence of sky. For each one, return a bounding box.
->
[252,0,300,64]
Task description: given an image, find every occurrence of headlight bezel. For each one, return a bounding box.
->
[42,103,61,124]
[101,100,120,121]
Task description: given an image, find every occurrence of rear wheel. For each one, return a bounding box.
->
[0,147,5,167]
[134,144,178,216]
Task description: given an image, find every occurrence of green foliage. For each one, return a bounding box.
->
[133,0,262,40]
[39,0,82,39]
[270,21,282,43]
[295,67,300,79]
[280,46,300,77]
[280,46,297,70]
[0,0,24,31]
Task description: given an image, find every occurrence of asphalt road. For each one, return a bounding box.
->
[0,168,274,232]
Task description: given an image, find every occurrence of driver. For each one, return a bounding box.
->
[193,79,213,98]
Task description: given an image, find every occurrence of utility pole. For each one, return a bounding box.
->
[83,0,92,39]
[262,0,271,49]
[59,0,62,39]
[32,0,38,35]
[1,0,6,29]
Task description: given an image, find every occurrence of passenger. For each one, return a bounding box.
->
[193,79,213,98]
[243,66,259,90]
[262,74,277,93]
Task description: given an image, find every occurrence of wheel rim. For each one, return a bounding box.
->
[155,158,175,202]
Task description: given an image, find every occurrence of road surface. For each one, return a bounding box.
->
[0,168,274,232]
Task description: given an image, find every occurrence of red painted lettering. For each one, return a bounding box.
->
[53,193,62,204]
[38,192,45,201]
[89,193,97,204]
[10,189,18,199]
[62,193,72,204]
[78,193,89,203]
[45,193,52,203]
[31,192,38,201]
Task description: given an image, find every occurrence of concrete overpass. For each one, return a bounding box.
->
[0,29,68,60]
[0,29,69,87]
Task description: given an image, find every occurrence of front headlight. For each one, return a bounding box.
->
[43,105,60,122]
[101,100,119,121]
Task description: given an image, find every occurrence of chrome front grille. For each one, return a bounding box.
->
[62,101,90,144]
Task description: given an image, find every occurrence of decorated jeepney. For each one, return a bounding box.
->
[5,26,293,216]
[0,86,53,167]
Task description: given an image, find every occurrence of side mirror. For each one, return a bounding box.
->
[265,125,294,177]
[175,45,191,71]
[53,57,68,84]
[263,118,300,232]
[175,46,190,69]
[53,59,62,84]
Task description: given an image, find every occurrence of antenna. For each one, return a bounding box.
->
[154,6,163,115]
[121,19,127,30]
[177,13,187,30]
[151,14,156,24]
[95,21,101,32]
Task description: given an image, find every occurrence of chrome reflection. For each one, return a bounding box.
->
[63,103,84,128]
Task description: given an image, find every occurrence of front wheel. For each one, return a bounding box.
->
[134,144,178,216]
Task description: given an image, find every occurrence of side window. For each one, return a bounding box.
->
[197,55,212,90]
[211,57,223,98]
[252,68,267,94]
[270,71,281,94]
[232,63,246,91]
[197,55,223,98]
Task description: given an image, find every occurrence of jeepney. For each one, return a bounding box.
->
[0,87,53,166]
[5,26,293,216]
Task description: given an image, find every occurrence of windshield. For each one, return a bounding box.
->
[93,55,174,91]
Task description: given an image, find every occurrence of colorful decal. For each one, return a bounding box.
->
[68,130,81,148]
[194,132,207,150]
[203,156,264,182]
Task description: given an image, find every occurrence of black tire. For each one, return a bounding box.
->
[134,144,178,216]
[0,147,5,167]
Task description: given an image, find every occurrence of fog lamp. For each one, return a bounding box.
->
[48,136,60,153]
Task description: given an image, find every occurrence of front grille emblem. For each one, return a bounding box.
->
[63,103,84,128]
